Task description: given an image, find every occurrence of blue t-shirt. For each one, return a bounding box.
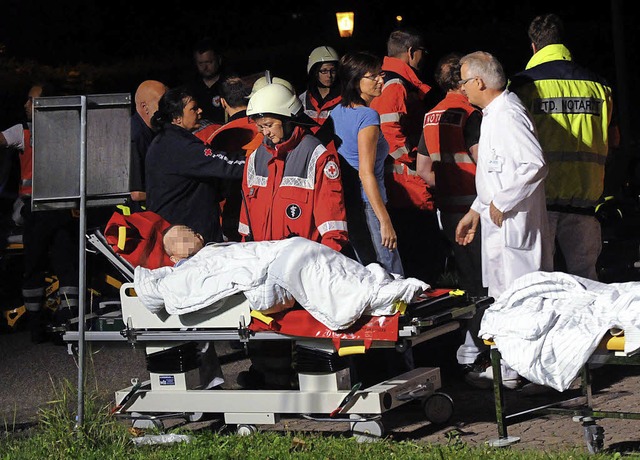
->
[330,105,389,203]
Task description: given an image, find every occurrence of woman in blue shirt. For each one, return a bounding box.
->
[330,52,403,275]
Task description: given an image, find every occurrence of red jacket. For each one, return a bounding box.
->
[299,87,342,134]
[370,56,433,210]
[421,92,479,213]
[204,113,261,242]
[19,126,32,196]
[239,127,348,252]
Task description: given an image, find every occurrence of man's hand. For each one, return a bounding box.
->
[455,209,480,246]
[489,201,504,227]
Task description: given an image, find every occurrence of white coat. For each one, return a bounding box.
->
[471,90,552,298]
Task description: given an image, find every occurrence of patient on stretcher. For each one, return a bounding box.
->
[133,224,430,331]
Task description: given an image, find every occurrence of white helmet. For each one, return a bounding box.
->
[248,76,294,98]
[246,83,302,118]
[307,46,340,74]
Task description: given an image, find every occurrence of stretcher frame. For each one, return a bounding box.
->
[64,228,490,438]
[486,335,640,453]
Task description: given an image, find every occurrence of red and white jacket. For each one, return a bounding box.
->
[239,127,348,252]
[371,56,433,210]
[299,87,342,134]
[421,92,479,214]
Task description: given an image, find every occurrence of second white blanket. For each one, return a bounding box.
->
[479,271,640,391]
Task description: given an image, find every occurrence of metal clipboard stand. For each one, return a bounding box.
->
[32,94,131,427]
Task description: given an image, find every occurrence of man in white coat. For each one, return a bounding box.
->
[454,51,553,389]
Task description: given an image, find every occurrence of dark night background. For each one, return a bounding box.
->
[1,1,638,183]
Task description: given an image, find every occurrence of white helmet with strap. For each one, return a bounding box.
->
[307,46,340,74]
[248,76,295,98]
[246,83,302,118]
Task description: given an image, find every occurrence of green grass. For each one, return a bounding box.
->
[0,379,629,460]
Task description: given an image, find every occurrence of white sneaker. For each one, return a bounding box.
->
[465,362,521,390]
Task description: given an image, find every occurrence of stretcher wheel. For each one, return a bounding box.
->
[236,424,257,436]
[422,392,454,425]
[575,417,604,454]
[351,420,384,443]
[188,412,204,422]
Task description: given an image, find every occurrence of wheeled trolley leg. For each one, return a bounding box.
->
[573,416,604,454]
[487,347,520,447]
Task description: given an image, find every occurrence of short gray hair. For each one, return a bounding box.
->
[460,51,506,90]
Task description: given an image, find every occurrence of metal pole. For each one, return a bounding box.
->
[75,95,88,428]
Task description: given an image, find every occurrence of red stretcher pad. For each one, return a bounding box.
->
[248,288,453,351]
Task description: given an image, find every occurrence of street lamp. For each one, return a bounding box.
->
[336,12,354,38]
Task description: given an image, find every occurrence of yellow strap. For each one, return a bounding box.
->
[338,345,366,357]
[449,289,465,296]
[117,227,127,251]
[116,205,131,216]
[250,310,274,325]
[393,300,407,314]
[105,275,123,290]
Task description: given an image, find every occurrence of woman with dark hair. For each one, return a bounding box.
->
[329,51,403,276]
[299,46,342,133]
[145,86,245,243]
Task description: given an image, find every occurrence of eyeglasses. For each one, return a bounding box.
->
[458,76,478,86]
[318,69,337,75]
[363,71,386,81]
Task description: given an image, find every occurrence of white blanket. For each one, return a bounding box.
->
[479,271,640,391]
[134,237,429,331]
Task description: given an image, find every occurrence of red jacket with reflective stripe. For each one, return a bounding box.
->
[300,87,342,134]
[422,92,478,213]
[371,56,430,165]
[370,57,433,210]
[239,127,348,252]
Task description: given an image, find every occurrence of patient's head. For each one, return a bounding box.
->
[163,224,205,265]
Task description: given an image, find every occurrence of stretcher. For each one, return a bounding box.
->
[62,229,491,439]
[486,333,640,454]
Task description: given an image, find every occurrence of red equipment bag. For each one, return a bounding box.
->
[103,210,173,269]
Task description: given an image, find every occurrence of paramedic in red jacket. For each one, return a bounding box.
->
[370,28,446,284]
[237,82,349,390]
[239,82,348,253]
[196,76,261,242]
[299,46,342,133]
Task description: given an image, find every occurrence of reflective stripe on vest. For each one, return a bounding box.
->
[318,219,348,236]
[391,163,419,175]
[389,145,409,160]
[247,138,326,190]
[304,109,332,122]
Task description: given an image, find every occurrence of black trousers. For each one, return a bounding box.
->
[21,198,79,309]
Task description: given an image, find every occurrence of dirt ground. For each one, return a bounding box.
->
[3,326,640,456]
